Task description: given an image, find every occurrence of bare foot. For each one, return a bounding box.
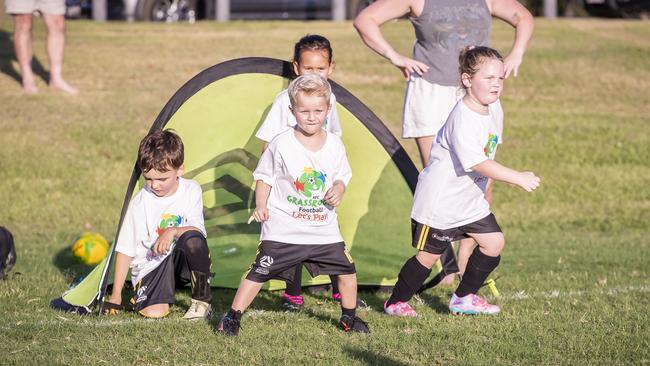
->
[22,76,38,94]
[49,79,79,96]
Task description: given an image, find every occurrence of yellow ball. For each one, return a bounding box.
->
[72,232,110,265]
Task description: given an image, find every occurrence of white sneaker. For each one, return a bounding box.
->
[183,299,212,320]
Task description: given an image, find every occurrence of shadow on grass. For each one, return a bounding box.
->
[343,346,409,366]
[52,245,96,284]
[0,29,50,85]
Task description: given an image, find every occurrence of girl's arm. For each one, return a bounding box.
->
[472,159,540,192]
[353,0,429,78]
[487,0,534,78]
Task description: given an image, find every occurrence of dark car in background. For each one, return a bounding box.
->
[66,0,374,21]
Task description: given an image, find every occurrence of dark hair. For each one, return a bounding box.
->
[293,34,333,63]
[137,130,184,173]
[458,46,504,86]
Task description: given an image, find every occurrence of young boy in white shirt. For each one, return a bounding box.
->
[103,130,213,320]
[217,73,369,336]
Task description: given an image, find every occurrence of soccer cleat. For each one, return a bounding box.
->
[448,293,500,315]
[183,299,212,320]
[339,314,370,333]
[331,293,368,308]
[281,292,304,311]
[383,300,417,317]
[217,314,241,336]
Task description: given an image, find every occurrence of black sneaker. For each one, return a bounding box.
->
[339,314,370,333]
[217,314,241,336]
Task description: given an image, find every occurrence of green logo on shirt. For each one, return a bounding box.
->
[294,167,326,198]
[484,133,499,157]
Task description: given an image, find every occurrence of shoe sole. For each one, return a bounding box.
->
[449,307,500,315]
[383,309,417,317]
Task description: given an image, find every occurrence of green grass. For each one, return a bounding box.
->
[1,18,649,365]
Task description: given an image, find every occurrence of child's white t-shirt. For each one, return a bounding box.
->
[255,89,342,142]
[411,100,504,230]
[115,177,206,285]
[253,129,352,244]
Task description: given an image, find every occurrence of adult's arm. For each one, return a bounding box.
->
[487,0,535,78]
[353,0,429,78]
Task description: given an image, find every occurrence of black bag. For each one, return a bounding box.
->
[0,226,16,279]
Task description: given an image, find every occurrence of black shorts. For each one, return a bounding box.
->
[245,240,356,283]
[411,213,502,255]
[130,236,201,312]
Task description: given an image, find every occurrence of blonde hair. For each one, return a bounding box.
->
[287,73,331,107]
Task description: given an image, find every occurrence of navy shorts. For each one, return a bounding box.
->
[411,213,502,254]
[245,240,356,283]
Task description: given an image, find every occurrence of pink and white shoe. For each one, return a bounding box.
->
[448,293,500,315]
[384,300,417,317]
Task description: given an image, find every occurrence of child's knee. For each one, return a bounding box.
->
[139,303,170,318]
[474,233,504,257]
[415,250,440,269]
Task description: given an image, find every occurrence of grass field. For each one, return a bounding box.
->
[0,17,649,365]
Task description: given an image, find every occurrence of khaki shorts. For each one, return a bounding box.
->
[402,76,464,139]
[5,0,65,15]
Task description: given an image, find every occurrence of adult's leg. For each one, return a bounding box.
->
[414,135,434,168]
[13,14,38,93]
[42,13,78,95]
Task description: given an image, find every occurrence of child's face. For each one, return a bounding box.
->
[463,58,505,106]
[290,92,331,136]
[292,50,334,80]
[143,165,184,197]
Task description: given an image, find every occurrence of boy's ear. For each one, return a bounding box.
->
[461,73,472,89]
[292,61,300,76]
[177,164,185,177]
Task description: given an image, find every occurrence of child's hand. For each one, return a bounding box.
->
[252,207,269,222]
[153,228,176,255]
[324,181,346,207]
[517,172,541,192]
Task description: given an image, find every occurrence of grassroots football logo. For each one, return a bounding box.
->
[156,214,183,236]
[259,255,274,268]
[294,167,326,198]
[484,133,499,157]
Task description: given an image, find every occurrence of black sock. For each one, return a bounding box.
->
[386,256,432,306]
[227,308,242,320]
[285,263,303,296]
[455,247,500,297]
[341,307,356,318]
[330,275,340,295]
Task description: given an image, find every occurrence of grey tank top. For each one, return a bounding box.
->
[410,0,492,86]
